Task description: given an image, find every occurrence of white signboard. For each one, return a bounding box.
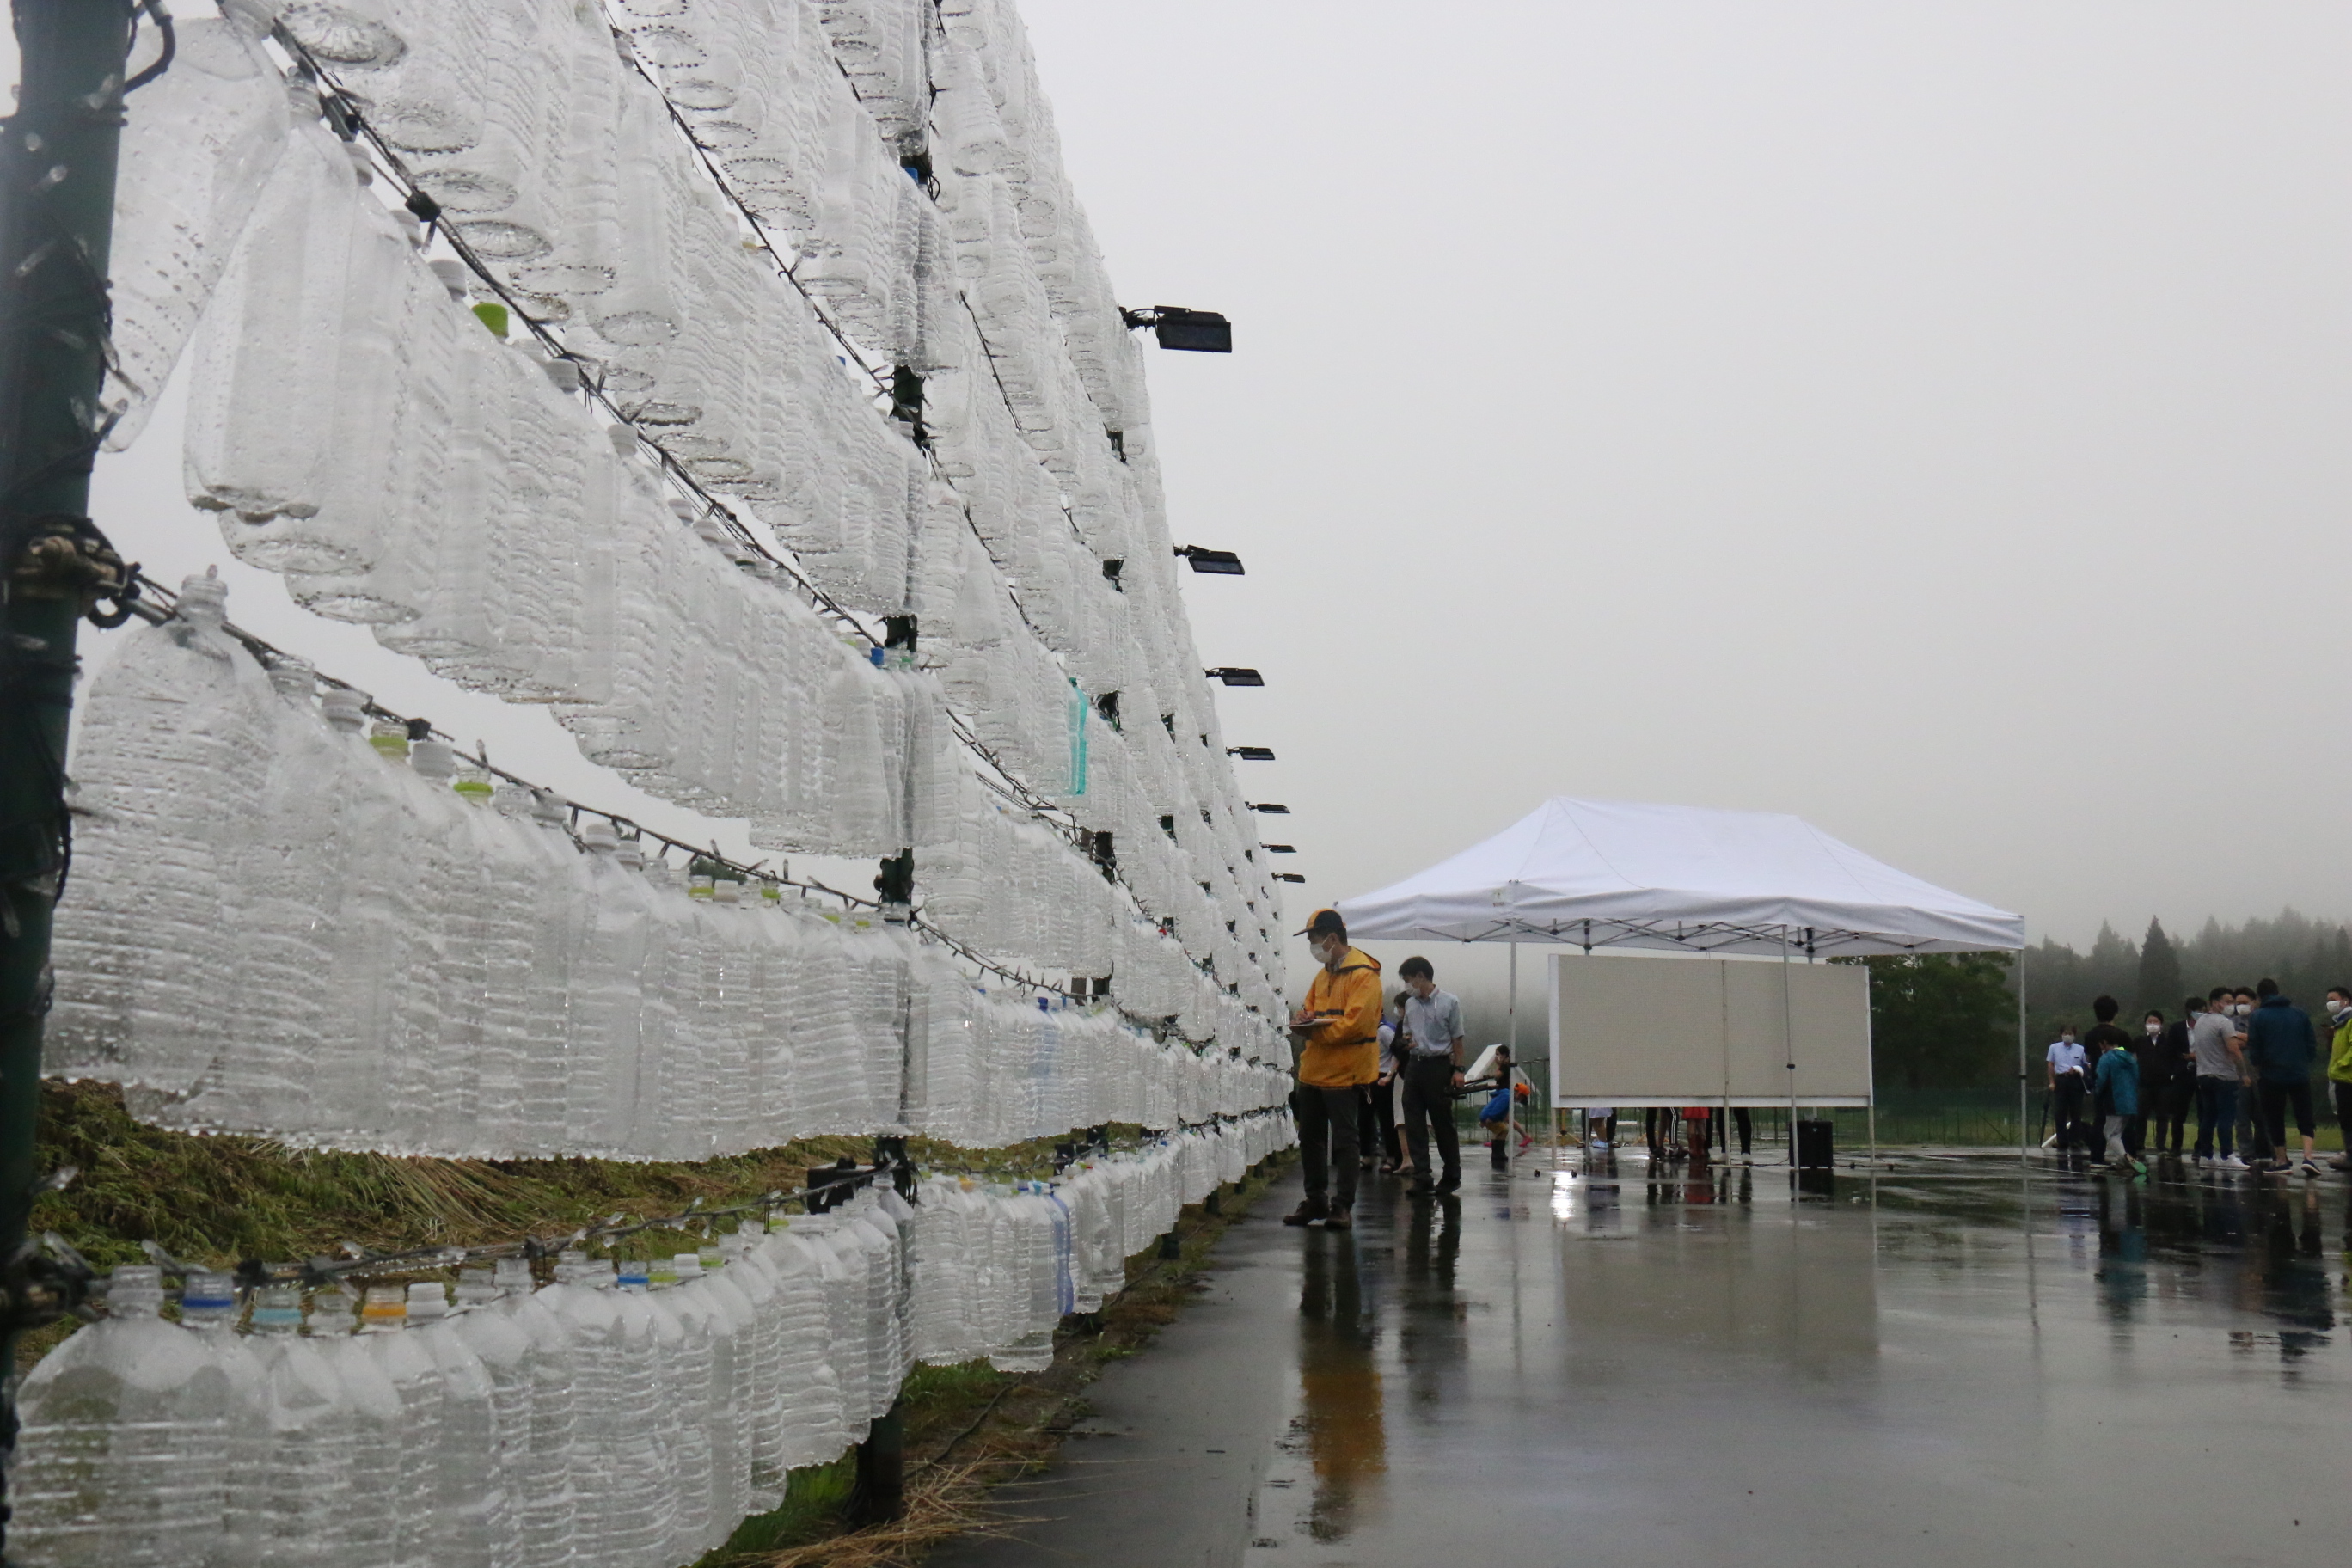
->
[1547,951,1872,1107]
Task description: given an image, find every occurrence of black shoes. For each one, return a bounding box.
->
[1282,1197,1329,1227]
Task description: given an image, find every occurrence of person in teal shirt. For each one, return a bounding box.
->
[2092,1043,2142,1177]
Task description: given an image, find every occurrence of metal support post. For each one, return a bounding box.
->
[1504,940,1517,1160]
[853,1397,906,1524]
[2,3,142,1550]
[2016,935,2029,1167]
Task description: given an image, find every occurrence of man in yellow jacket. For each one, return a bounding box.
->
[1283,909,1383,1229]
[2325,985,2352,1172]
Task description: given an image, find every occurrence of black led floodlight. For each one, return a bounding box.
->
[1262,843,1296,854]
[1228,746,1276,762]
[1273,872,1306,884]
[1207,667,1264,687]
[1174,546,1244,575]
[1120,305,1233,353]
[1247,802,1289,814]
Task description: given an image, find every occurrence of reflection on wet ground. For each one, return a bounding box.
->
[929,1150,2350,1568]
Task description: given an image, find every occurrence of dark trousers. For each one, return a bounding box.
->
[2336,1081,2352,1146]
[1400,1057,1461,1183]
[2150,1080,2190,1152]
[2052,1075,2087,1150]
[1368,1075,1405,1166]
[2257,1081,2317,1149]
[1731,1106,1753,1155]
[2194,1076,2237,1158]
[1356,1083,1381,1161]
[2241,1086,2275,1161]
[1291,1084,1361,1210]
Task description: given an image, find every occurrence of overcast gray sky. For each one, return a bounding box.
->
[1016,0,2352,956]
[39,1,2352,980]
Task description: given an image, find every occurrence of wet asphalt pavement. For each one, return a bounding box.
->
[928,1144,2351,1568]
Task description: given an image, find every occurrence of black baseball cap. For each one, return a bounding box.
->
[1295,908,1346,939]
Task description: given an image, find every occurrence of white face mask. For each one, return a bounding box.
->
[2145,1023,2161,1038]
[2237,1003,2251,1016]
[2061,1035,2076,1046]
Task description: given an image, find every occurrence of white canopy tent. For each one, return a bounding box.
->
[1336,798,2028,1161]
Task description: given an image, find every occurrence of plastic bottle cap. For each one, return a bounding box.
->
[307,1291,358,1335]
[405,1282,449,1322]
[252,1284,304,1333]
[616,1260,650,1290]
[410,740,456,781]
[360,1285,407,1331]
[493,1259,535,1295]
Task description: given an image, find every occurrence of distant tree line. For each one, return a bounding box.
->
[1858,910,2352,1091]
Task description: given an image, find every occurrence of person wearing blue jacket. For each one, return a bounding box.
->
[2242,978,2322,1177]
[2092,1044,2143,1177]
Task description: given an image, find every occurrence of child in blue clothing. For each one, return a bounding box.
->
[2093,1042,2144,1177]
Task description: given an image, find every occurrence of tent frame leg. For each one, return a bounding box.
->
[2017,930,2029,1169]
[1782,938,1798,1174]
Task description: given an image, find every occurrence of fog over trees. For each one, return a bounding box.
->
[1863,911,2352,1091]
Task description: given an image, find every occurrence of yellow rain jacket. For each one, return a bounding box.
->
[1295,947,1383,1088]
[2330,1014,2352,1086]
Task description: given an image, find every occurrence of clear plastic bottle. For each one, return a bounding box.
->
[49,573,271,1099]
[7,1265,231,1567]
[172,658,338,1137]
[450,1268,529,1567]
[632,855,689,1158]
[607,1260,678,1559]
[241,1283,356,1565]
[543,1257,626,1565]
[573,822,647,1155]
[307,1289,402,1554]
[395,738,467,1154]
[511,790,594,1158]
[361,1283,444,1568]
[103,10,287,450]
[656,1254,721,1553]
[492,1258,579,1568]
[178,1269,264,1568]
[407,1281,503,1568]
[768,1224,849,1465]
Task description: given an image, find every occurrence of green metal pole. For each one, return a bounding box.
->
[2,0,139,1548]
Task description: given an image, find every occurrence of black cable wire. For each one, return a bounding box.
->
[125,0,176,94]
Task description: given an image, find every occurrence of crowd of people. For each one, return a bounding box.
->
[2045,981,2352,1178]
[1280,910,1530,1228]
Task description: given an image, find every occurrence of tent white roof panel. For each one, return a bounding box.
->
[1337,797,2023,956]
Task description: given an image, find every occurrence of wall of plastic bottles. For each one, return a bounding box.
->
[61,0,1299,1157]
[9,1118,1284,1568]
[21,3,1310,1557]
